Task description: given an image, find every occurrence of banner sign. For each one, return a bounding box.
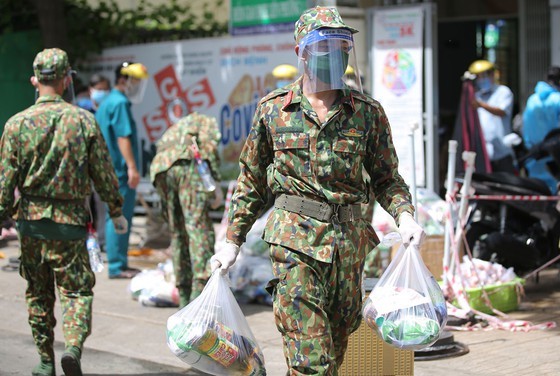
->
[80,33,296,179]
[230,0,307,36]
[371,6,425,187]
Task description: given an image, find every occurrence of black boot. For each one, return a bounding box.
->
[61,346,82,376]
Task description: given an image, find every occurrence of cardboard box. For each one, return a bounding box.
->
[340,286,414,376]
[339,320,415,376]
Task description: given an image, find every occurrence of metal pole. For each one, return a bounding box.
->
[450,151,477,274]
[443,140,458,285]
[409,123,419,221]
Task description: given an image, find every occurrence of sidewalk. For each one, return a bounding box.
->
[1,215,559,375]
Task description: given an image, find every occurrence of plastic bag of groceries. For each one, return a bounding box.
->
[363,233,447,350]
[166,271,266,375]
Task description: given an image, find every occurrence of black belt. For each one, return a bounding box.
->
[274,194,362,223]
[22,194,85,205]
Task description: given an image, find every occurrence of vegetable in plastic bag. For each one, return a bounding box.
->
[363,233,447,350]
[166,271,266,375]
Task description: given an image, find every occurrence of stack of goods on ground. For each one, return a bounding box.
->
[129,259,179,307]
[226,208,274,306]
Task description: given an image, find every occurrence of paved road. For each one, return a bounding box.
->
[1,216,560,375]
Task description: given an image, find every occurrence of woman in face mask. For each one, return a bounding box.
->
[468,59,517,173]
[89,74,111,111]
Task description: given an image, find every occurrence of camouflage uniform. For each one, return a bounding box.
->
[0,48,123,369]
[226,7,414,375]
[150,112,221,306]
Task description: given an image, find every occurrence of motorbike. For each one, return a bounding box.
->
[458,129,560,275]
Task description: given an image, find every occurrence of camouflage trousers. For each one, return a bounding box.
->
[154,162,214,306]
[19,235,95,363]
[267,229,369,375]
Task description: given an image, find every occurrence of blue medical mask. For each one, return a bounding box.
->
[276,80,291,89]
[91,89,110,105]
[476,77,493,92]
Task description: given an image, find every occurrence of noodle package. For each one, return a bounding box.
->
[166,271,266,375]
[363,235,447,350]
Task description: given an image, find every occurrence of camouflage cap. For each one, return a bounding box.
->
[33,48,70,81]
[294,6,358,46]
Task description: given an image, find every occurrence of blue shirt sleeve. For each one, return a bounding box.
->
[112,101,133,138]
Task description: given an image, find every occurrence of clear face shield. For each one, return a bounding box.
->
[298,28,362,94]
[61,70,77,104]
[125,77,148,104]
[33,69,76,104]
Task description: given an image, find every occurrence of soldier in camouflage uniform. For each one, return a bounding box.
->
[150,112,223,307]
[212,7,425,375]
[0,48,127,376]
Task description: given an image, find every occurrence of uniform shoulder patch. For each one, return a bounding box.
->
[352,91,380,108]
[259,87,289,105]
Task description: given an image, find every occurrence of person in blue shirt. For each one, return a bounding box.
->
[522,66,560,193]
[469,60,517,173]
[95,61,149,279]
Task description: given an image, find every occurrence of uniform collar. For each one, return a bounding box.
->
[282,78,356,113]
[35,94,64,104]
[282,78,304,110]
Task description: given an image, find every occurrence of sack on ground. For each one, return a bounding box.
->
[166,271,266,375]
[363,235,447,350]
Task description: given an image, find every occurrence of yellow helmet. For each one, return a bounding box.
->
[468,60,494,75]
[121,63,149,79]
[345,65,355,76]
[272,64,298,79]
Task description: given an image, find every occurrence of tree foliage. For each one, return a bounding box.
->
[0,0,228,61]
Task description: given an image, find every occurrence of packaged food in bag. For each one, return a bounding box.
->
[166,271,266,375]
[363,234,447,350]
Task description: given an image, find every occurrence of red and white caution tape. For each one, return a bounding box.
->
[463,194,560,201]
[443,189,557,332]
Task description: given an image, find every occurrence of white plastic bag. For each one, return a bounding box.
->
[363,234,447,350]
[166,271,266,375]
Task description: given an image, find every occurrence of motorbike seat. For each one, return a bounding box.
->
[470,172,552,195]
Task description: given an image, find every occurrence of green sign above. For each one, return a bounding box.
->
[230,0,308,36]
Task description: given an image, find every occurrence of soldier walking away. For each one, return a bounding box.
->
[211,7,425,375]
[150,112,223,307]
[0,48,127,376]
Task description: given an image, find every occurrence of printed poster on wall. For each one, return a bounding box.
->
[80,33,296,180]
[371,6,425,187]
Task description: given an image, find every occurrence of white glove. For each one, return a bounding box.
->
[503,132,522,147]
[112,215,128,235]
[211,240,240,274]
[210,186,224,210]
[398,212,426,248]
